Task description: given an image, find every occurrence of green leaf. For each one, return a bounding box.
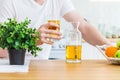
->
[7,37,13,43]
[15,41,19,46]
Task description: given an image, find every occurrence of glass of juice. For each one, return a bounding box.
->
[47,16,60,42]
[66,22,82,63]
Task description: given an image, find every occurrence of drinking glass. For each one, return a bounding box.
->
[47,16,60,42]
[65,22,82,63]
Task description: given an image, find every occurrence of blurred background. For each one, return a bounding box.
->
[0,0,120,60]
[67,0,120,39]
[50,0,120,60]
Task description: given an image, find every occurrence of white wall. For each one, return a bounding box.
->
[0,0,3,4]
[71,0,120,26]
[71,0,120,35]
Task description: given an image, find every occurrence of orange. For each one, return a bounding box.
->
[105,46,118,57]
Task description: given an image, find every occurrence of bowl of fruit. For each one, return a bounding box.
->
[96,39,120,65]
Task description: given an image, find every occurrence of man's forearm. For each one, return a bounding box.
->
[63,10,111,46]
[80,23,110,46]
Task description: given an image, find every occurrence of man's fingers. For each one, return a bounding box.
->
[44,29,61,36]
[41,38,53,44]
[47,22,60,28]
[40,33,61,40]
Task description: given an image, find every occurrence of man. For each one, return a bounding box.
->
[0,0,110,59]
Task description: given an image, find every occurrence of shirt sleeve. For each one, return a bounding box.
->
[0,0,16,23]
[60,0,75,17]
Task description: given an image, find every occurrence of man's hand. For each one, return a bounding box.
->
[37,22,62,45]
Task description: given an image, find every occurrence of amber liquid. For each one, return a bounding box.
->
[48,20,60,36]
[66,45,82,62]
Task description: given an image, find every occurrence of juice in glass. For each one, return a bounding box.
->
[66,45,82,63]
[48,20,60,37]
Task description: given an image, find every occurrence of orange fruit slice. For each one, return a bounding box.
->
[105,46,118,57]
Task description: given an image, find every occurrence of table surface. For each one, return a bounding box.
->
[0,60,120,80]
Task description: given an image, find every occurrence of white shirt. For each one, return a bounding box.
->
[0,0,75,59]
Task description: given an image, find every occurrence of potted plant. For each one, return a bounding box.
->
[0,18,42,65]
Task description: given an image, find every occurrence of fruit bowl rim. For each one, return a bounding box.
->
[96,45,120,64]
